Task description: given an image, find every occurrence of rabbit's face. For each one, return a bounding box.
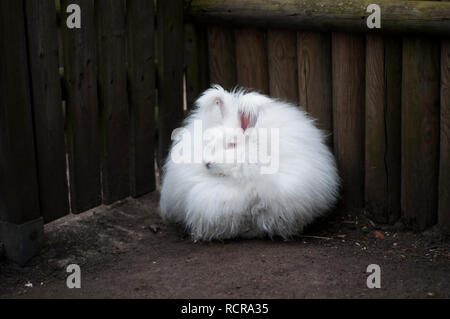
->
[202,126,246,177]
[195,86,261,178]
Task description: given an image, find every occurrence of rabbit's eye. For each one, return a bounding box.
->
[215,98,225,118]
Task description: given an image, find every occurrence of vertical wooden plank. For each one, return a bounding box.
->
[365,35,402,224]
[384,37,402,224]
[56,0,64,69]
[439,0,450,233]
[24,0,69,223]
[365,35,385,221]
[185,24,210,110]
[56,1,66,102]
[235,28,269,94]
[297,32,332,137]
[402,37,440,231]
[207,26,236,90]
[157,0,185,163]
[96,0,130,204]
[127,0,156,198]
[0,0,41,225]
[0,0,43,266]
[267,29,298,103]
[62,0,101,213]
[332,33,366,210]
[439,38,450,233]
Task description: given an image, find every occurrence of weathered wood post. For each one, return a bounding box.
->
[235,28,269,93]
[439,0,450,233]
[401,37,440,231]
[268,29,298,104]
[25,0,70,223]
[186,0,450,36]
[96,0,130,204]
[0,0,44,266]
[332,33,366,210]
[207,26,237,90]
[185,23,210,110]
[157,0,185,165]
[365,35,402,224]
[127,0,157,197]
[62,0,102,213]
[297,32,333,143]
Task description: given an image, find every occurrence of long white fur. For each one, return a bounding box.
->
[160,86,340,240]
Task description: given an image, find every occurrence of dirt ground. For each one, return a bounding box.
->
[0,191,449,299]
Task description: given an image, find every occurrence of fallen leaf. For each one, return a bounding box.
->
[148,224,160,234]
[113,250,128,255]
[374,231,385,239]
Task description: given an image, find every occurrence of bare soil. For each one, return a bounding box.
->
[0,192,449,299]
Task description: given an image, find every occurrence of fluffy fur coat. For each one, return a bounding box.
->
[160,86,339,240]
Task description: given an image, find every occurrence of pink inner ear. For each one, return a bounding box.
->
[240,113,251,131]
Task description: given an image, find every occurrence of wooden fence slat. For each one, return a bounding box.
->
[157,0,185,164]
[97,0,130,204]
[235,28,269,94]
[384,37,403,224]
[365,35,402,224]
[0,0,41,225]
[365,35,385,221]
[127,0,157,198]
[439,38,450,233]
[297,32,332,139]
[332,32,366,210]
[0,0,44,265]
[25,0,69,223]
[267,29,298,103]
[207,26,237,90]
[185,24,210,110]
[401,37,440,231]
[62,0,101,213]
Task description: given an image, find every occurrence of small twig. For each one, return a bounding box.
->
[299,235,333,241]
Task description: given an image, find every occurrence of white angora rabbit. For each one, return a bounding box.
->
[160,86,339,240]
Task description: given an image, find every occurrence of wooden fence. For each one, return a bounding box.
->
[0,0,166,265]
[0,0,449,264]
[185,0,450,233]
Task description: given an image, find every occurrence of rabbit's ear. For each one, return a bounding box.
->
[240,112,255,131]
